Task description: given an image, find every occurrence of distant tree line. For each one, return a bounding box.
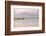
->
[14,18,32,20]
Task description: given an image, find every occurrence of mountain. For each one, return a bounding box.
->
[15,12,39,18]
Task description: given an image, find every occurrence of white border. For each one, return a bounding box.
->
[11,5,42,31]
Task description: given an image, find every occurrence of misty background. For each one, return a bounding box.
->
[14,8,39,27]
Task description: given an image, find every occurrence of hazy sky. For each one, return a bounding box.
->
[14,8,39,18]
[14,8,39,14]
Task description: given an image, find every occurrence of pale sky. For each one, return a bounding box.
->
[14,8,39,14]
[14,8,39,18]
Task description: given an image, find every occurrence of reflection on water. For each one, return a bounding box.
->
[14,18,39,27]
